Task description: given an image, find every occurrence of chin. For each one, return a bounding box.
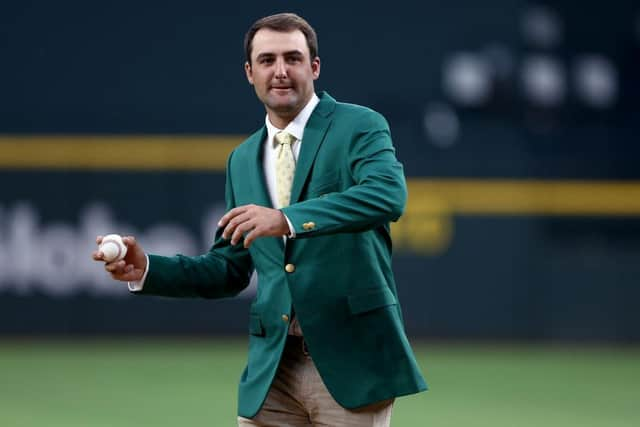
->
[267,98,299,113]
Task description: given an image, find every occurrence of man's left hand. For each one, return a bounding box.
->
[218,204,289,248]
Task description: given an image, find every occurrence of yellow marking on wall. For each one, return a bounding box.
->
[407,180,640,216]
[0,136,242,170]
[2,136,640,218]
[392,194,453,255]
[396,180,640,254]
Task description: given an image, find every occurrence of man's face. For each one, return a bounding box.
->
[245,28,320,123]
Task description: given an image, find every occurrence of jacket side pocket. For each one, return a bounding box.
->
[347,287,397,315]
[249,314,265,336]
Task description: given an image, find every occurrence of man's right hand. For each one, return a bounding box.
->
[92,235,148,282]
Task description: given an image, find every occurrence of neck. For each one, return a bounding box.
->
[267,110,297,129]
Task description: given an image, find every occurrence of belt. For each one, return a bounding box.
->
[287,334,310,357]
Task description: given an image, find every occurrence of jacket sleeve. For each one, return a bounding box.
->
[137,151,254,298]
[281,110,407,238]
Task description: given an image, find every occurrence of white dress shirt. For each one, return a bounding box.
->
[264,93,319,210]
[128,93,320,292]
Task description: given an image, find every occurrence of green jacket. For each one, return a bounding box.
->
[140,92,427,418]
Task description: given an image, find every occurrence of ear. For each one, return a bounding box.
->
[311,57,321,80]
[245,61,254,85]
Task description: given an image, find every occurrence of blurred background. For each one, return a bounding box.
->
[1,0,639,426]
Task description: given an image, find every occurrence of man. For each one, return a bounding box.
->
[93,13,427,427]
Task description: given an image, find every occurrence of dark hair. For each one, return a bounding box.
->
[244,13,318,64]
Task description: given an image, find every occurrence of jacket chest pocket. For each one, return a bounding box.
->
[306,171,341,197]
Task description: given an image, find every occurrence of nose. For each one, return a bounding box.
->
[274,57,287,79]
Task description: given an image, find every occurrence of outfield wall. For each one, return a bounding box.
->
[1,1,639,340]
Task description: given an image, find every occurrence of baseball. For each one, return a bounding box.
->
[99,234,128,262]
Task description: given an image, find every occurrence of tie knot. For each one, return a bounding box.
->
[275,131,296,147]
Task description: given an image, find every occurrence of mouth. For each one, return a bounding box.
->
[270,86,293,92]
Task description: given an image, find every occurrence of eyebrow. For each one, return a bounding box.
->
[255,50,305,61]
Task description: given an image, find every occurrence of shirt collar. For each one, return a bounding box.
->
[265,93,320,146]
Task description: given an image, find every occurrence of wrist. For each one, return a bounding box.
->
[279,210,296,238]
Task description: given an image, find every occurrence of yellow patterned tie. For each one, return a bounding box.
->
[275,131,297,208]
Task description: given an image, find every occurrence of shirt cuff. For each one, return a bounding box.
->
[127,254,150,292]
[283,213,296,238]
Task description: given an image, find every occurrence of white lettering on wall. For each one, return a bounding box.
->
[0,202,257,299]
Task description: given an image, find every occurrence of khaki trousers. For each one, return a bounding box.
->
[238,336,393,427]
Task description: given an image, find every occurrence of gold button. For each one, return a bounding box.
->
[282,314,289,323]
[285,263,295,273]
[303,222,316,230]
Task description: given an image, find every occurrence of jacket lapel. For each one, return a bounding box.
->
[245,127,284,252]
[246,126,273,209]
[290,92,336,204]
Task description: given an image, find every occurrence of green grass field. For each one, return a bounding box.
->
[1,339,638,426]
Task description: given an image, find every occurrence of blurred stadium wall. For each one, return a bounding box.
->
[1,0,639,341]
